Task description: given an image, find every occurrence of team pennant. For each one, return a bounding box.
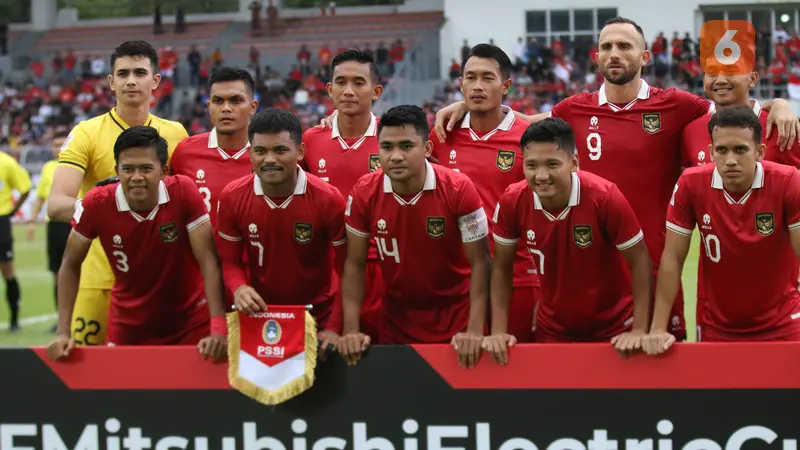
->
[227,305,317,405]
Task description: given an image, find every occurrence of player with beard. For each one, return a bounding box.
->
[47,41,188,346]
[429,44,539,343]
[302,50,386,343]
[433,17,799,345]
[170,67,257,226]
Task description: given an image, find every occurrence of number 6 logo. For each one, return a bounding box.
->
[700,20,756,75]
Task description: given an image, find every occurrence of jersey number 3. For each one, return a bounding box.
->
[199,187,212,212]
[112,250,129,273]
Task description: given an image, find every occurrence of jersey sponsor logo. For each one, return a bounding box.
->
[573,225,593,248]
[262,319,282,345]
[294,222,313,243]
[642,113,661,134]
[427,216,446,238]
[159,222,179,243]
[496,150,515,172]
[369,154,380,172]
[755,212,775,236]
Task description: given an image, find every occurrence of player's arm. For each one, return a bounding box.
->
[8,162,32,217]
[319,190,348,356]
[761,98,800,151]
[339,189,371,366]
[48,126,89,221]
[785,170,800,266]
[643,179,695,356]
[188,219,227,361]
[432,102,548,142]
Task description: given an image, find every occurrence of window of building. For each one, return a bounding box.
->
[525,7,619,46]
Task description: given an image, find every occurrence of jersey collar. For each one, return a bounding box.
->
[712,162,764,204]
[253,166,308,209]
[533,172,581,221]
[383,160,436,206]
[331,112,377,150]
[208,128,250,160]
[461,106,515,141]
[115,180,169,222]
[109,107,153,131]
[598,79,650,111]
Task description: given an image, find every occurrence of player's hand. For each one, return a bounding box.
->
[764,101,800,151]
[25,221,36,241]
[451,332,483,369]
[482,333,517,366]
[641,332,677,356]
[46,335,77,361]
[317,329,339,361]
[433,101,468,143]
[197,334,228,361]
[338,332,370,366]
[610,330,645,358]
[319,111,336,130]
[233,285,267,313]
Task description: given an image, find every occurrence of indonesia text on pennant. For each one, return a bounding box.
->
[226,305,317,405]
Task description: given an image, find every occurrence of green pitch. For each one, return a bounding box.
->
[0,225,702,347]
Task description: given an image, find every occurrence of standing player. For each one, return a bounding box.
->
[302,50,385,342]
[47,41,188,346]
[27,131,72,332]
[339,105,491,368]
[0,151,31,332]
[47,126,226,359]
[170,67,257,225]
[433,18,799,342]
[644,106,800,352]
[487,119,651,364]
[215,108,346,350]
[429,43,538,343]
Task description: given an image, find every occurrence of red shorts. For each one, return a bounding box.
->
[106,308,209,346]
[533,321,632,343]
[506,286,540,343]
[360,261,384,343]
[699,321,800,342]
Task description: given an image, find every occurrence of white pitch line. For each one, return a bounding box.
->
[0,313,57,330]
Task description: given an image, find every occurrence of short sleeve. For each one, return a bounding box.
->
[674,90,712,126]
[548,95,574,121]
[9,162,31,194]
[179,177,210,232]
[428,128,446,163]
[70,190,99,242]
[326,188,347,247]
[784,170,800,231]
[492,187,521,246]
[665,174,696,237]
[601,184,644,251]
[36,163,54,199]
[169,140,186,176]
[58,124,91,173]
[455,176,488,243]
[344,180,370,239]
[216,187,243,244]
[679,125,693,169]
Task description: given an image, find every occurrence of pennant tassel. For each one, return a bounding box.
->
[227,307,318,406]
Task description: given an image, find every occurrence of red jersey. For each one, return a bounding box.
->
[667,162,800,338]
[681,100,800,169]
[170,129,252,226]
[493,171,644,341]
[550,80,710,269]
[430,108,537,288]
[71,175,210,340]
[216,168,347,329]
[344,162,489,344]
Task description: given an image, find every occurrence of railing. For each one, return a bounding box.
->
[0,344,798,447]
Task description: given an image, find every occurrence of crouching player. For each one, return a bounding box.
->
[486,118,653,364]
[645,106,800,354]
[47,126,227,360]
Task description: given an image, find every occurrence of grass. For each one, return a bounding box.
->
[0,224,702,346]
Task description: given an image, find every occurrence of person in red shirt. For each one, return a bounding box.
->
[433,17,798,343]
[171,67,257,226]
[644,106,800,353]
[339,105,490,368]
[487,118,651,362]
[47,126,227,360]
[215,108,346,351]
[303,50,386,342]
[319,46,332,67]
[429,43,539,343]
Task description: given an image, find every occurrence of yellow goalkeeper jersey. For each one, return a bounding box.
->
[59,107,188,289]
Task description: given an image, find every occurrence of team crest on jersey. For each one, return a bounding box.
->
[294,222,313,243]
[368,154,380,172]
[496,150,515,172]
[755,212,775,236]
[427,217,446,238]
[159,222,179,243]
[642,113,661,134]
[573,225,592,248]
